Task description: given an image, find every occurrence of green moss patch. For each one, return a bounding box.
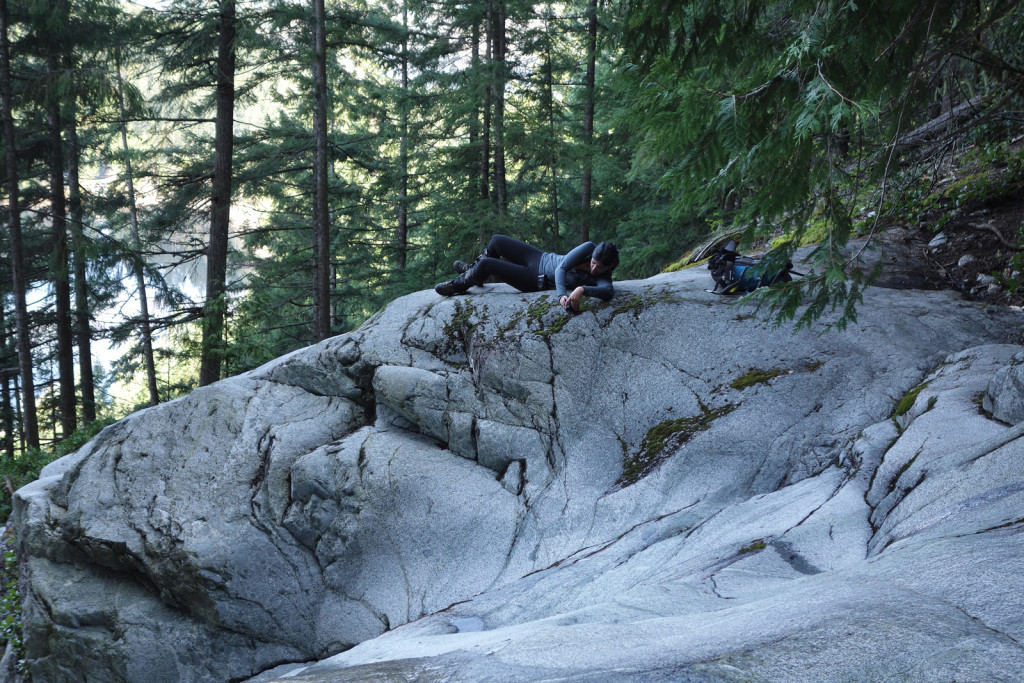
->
[618,403,737,487]
[739,539,767,554]
[520,296,572,338]
[533,313,570,339]
[893,381,931,417]
[730,367,786,390]
[610,290,680,318]
[441,301,488,359]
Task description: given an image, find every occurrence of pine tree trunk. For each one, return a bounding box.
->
[47,54,77,438]
[469,20,480,195]
[311,0,331,342]
[491,0,507,214]
[543,5,560,248]
[66,115,98,422]
[480,6,491,204]
[0,304,15,459]
[1,0,39,450]
[116,55,159,406]
[396,0,409,271]
[580,0,597,243]
[200,0,236,386]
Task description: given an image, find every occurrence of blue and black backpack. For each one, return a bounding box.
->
[707,240,798,294]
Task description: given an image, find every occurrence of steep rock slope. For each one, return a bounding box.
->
[13,266,1024,682]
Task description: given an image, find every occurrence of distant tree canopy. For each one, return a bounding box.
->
[0,0,1021,453]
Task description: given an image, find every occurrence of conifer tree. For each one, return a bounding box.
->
[115,51,160,407]
[200,0,237,386]
[617,0,1024,327]
[311,0,331,341]
[0,298,14,458]
[44,34,78,437]
[66,115,98,423]
[0,0,39,449]
[580,0,597,243]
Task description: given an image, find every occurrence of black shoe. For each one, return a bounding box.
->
[435,278,470,296]
[453,251,488,274]
[436,259,487,296]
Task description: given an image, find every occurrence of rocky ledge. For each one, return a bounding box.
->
[12,262,1024,682]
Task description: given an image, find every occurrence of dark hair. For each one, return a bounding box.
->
[593,241,619,270]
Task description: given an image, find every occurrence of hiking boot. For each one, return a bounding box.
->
[453,250,489,274]
[435,260,486,296]
[435,278,468,296]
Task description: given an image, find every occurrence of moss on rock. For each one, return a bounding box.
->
[619,403,737,487]
[893,381,931,417]
[730,367,786,390]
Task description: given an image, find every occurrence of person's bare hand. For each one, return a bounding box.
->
[560,286,584,312]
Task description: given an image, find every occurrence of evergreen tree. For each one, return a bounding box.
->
[0,0,39,449]
[67,114,98,423]
[115,50,160,407]
[200,0,237,386]
[311,0,331,341]
[617,0,1024,327]
[42,11,78,436]
[579,0,597,243]
[0,296,15,458]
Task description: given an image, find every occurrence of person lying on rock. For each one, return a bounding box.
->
[434,234,619,312]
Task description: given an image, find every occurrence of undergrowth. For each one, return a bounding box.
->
[0,527,23,679]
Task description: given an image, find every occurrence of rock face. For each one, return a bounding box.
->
[13,266,1024,682]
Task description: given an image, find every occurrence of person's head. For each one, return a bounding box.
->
[590,241,619,275]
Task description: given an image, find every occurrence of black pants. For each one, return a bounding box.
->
[474,234,545,292]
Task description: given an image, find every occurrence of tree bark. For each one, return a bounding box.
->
[116,54,159,406]
[66,115,98,422]
[480,5,491,204]
[395,0,409,271]
[200,0,236,386]
[311,0,331,342]
[491,0,507,214]
[543,3,560,248]
[1,0,39,449]
[580,0,597,243]
[469,20,480,193]
[47,52,77,438]
[0,303,15,459]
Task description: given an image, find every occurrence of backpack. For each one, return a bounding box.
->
[707,239,797,294]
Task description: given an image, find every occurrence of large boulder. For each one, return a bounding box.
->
[13,265,1024,682]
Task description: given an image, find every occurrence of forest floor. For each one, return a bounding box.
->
[673,136,1024,309]
[781,135,1024,309]
[875,175,1024,308]
[903,191,1024,306]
